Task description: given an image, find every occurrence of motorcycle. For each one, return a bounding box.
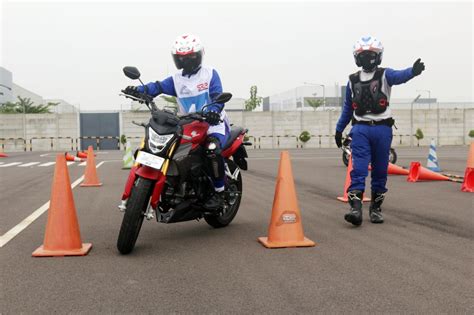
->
[341,136,397,166]
[117,66,250,255]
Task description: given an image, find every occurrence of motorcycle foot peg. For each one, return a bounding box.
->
[118,200,127,212]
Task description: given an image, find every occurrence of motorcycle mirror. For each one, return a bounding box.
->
[214,92,232,104]
[123,66,141,80]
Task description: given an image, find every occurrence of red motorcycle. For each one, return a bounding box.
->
[117,67,250,255]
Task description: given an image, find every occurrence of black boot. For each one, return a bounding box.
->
[203,191,225,212]
[345,190,363,226]
[369,192,385,224]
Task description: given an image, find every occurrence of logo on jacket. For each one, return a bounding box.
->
[180,85,192,95]
[197,82,209,92]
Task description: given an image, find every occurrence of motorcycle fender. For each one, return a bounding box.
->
[232,145,248,170]
[150,175,166,209]
[136,165,162,180]
[121,166,138,200]
[222,135,244,158]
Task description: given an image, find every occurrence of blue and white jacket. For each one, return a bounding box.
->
[138,66,229,136]
[336,67,415,133]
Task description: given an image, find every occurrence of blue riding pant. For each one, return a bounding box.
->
[348,124,393,193]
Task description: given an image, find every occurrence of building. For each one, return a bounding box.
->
[0,67,13,104]
[0,67,77,113]
[265,85,343,111]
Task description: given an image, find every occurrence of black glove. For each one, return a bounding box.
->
[335,131,343,148]
[123,86,140,97]
[412,58,425,76]
[205,110,221,126]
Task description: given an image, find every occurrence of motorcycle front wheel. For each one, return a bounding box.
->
[117,177,153,255]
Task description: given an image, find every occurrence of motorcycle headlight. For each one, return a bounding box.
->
[148,128,174,154]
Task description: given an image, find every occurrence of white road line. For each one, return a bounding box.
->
[67,161,75,166]
[0,162,22,168]
[78,161,87,166]
[0,161,105,248]
[18,162,41,167]
[38,162,55,167]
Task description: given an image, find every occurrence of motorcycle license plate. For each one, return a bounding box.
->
[136,151,165,170]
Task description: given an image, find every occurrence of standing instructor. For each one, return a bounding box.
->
[335,36,425,226]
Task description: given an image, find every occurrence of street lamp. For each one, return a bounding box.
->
[416,89,431,109]
[303,82,326,110]
[410,94,421,147]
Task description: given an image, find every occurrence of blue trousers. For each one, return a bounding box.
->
[348,124,393,193]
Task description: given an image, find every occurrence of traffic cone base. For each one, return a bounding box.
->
[32,243,92,257]
[258,236,315,249]
[407,162,450,182]
[0,153,8,158]
[337,195,370,202]
[80,182,103,187]
[258,151,315,249]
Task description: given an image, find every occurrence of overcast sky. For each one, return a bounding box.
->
[1,0,473,110]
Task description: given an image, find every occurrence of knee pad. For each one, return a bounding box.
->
[206,137,224,179]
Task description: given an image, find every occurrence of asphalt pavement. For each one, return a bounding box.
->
[0,146,472,313]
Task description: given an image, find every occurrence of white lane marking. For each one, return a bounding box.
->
[0,162,22,168]
[38,162,55,167]
[40,153,52,157]
[18,162,41,167]
[0,162,4,165]
[79,161,87,166]
[67,161,75,166]
[0,161,105,248]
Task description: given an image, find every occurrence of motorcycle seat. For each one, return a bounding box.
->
[222,126,244,150]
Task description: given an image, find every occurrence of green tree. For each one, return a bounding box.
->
[415,128,424,147]
[299,131,311,143]
[0,96,58,114]
[244,85,262,111]
[306,98,324,111]
[469,130,474,138]
[160,95,178,111]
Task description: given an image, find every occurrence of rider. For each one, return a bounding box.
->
[124,34,230,211]
[335,36,425,226]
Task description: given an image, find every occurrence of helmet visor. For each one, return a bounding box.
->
[173,52,202,73]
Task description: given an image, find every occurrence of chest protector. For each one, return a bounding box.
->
[349,68,389,116]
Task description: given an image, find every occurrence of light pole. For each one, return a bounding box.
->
[416,89,431,109]
[303,82,326,110]
[410,94,421,147]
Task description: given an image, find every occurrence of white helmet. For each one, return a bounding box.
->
[171,34,204,74]
[353,36,384,71]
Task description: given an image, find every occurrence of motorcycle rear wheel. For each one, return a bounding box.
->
[117,177,153,255]
[204,160,242,228]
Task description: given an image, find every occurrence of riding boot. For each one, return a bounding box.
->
[203,191,225,212]
[344,190,363,226]
[369,191,385,224]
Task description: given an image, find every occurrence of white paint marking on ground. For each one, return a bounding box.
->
[67,161,75,166]
[0,161,105,248]
[18,162,41,167]
[79,161,87,166]
[38,162,55,167]
[0,162,22,168]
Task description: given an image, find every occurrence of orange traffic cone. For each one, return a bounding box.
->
[388,162,409,175]
[65,152,83,162]
[407,162,450,182]
[77,151,88,159]
[461,168,474,192]
[337,154,370,202]
[80,146,102,187]
[258,151,316,248]
[466,141,474,168]
[0,152,8,158]
[32,154,92,257]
